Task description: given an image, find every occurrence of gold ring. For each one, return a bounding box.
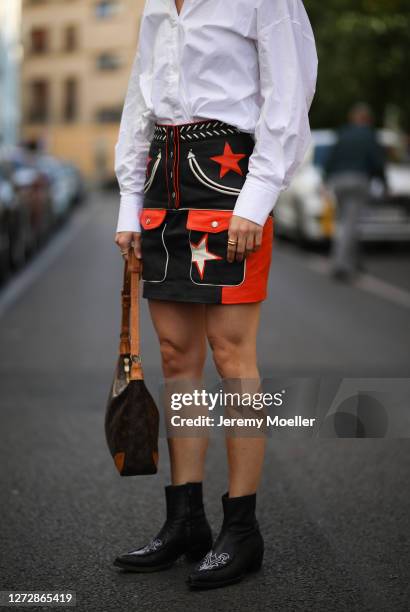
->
[120,250,129,255]
[228,239,238,246]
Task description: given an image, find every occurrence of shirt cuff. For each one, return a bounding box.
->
[116,193,143,233]
[233,178,281,226]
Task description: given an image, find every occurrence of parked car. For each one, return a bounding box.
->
[274,129,410,244]
[0,169,13,281]
[0,147,53,252]
[64,162,86,207]
[362,130,410,242]
[274,130,337,244]
[0,156,32,275]
[0,146,85,285]
[36,156,85,220]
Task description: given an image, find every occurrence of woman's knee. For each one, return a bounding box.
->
[159,337,205,378]
[208,335,246,378]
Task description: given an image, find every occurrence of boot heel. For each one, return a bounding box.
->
[247,550,264,573]
[186,544,211,562]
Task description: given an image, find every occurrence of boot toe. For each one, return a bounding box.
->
[187,551,236,588]
[114,551,149,569]
[114,550,174,572]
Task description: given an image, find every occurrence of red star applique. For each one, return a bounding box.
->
[210,142,246,178]
[190,234,222,280]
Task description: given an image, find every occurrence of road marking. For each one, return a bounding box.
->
[306,254,410,309]
[353,274,410,309]
[0,199,96,319]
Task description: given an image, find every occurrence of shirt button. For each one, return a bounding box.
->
[172,192,176,198]
[211,221,219,228]
[170,171,173,177]
[170,152,174,158]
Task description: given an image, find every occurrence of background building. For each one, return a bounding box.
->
[0,0,22,147]
[21,0,145,180]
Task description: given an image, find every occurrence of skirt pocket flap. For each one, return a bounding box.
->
[186,210,232,233]
[140,208,167,230]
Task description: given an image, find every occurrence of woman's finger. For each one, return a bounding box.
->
[245,232,255,256]
[253,228,263,252]
[235,230,247,262]
[227,229,239,263]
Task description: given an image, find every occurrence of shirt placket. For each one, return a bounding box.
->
[167,15,183,209]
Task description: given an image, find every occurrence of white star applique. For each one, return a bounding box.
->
[190,234,222,280]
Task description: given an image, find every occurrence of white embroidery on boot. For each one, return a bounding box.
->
[130,538,163,555]
[198,551,230,571]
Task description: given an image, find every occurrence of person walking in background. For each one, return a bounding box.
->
[325,102,387,281]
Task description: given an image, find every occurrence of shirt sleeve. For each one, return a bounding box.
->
[114,34,155,233]
[233,0,318,226]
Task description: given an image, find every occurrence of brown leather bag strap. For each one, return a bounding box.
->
[119,260,131,355]
[128,250,144,380]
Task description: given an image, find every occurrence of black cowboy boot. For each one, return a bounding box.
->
[114,482,212,572]
[187,492,263,589]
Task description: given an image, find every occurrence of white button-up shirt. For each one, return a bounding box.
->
[115,0,318,233]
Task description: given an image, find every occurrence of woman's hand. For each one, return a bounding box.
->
[227,215,263,263]
[115,231,142,260]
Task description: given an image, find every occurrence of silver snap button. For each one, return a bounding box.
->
[170,152,174,158]
[211,220,219,228]
[170,171,173,177]
[172,192,176,198]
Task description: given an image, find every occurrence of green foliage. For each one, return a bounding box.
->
[305,0,410,129]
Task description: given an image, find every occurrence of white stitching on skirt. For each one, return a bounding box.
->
[187,150,241,195]
[153,121,240,141]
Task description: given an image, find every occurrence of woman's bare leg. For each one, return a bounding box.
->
[114,300,212,571]
[205,303,266,497]
[148,300,209,485]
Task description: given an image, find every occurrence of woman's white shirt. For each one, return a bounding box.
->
[115,0,318,233]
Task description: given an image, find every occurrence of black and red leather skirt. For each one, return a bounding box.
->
[141,119,273,304]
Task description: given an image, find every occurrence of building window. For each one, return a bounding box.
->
[28,80,49,123]
[64,26,78,52]
[97,52,121,71]
[63,78,78,122]
[30,27,49,54]
[95,107,123,123]
[95,0,120,19]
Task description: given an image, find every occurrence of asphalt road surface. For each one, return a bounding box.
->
[0,192,409,612]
